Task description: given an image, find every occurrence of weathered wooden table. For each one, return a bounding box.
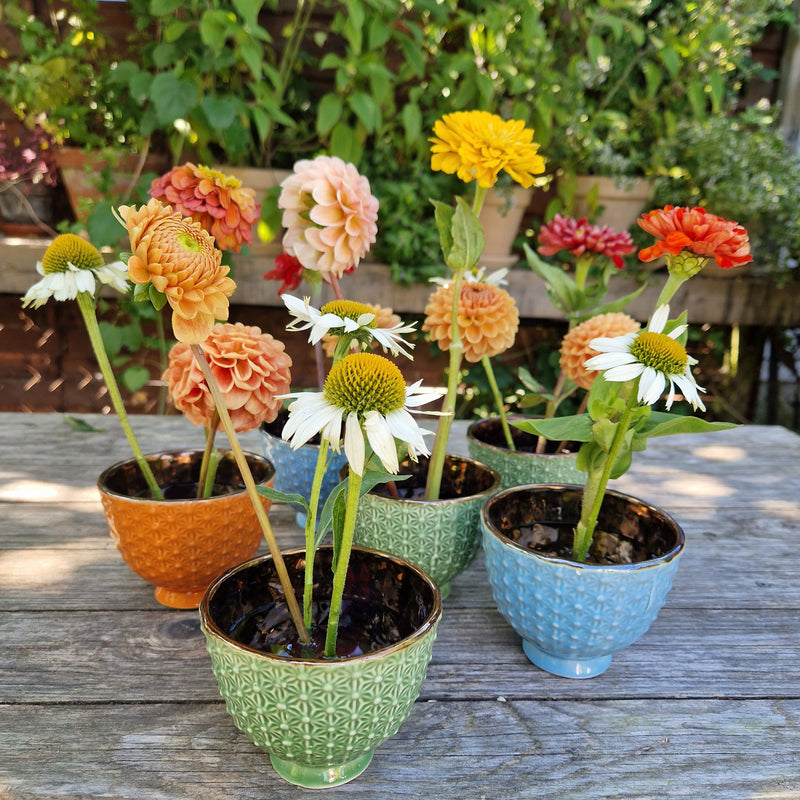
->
[2,412,799,799]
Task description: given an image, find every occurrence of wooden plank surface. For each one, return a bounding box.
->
[1,412,799,799]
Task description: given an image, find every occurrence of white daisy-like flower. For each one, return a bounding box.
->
[281,352,445,475]
[429,266,509,288]
[584,304,706,411]
[282,294,416,358]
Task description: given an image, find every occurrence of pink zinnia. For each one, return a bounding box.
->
[149,163,261,254]
[278,155,379,280]
[638,206,752,269]
[537,214,636,268]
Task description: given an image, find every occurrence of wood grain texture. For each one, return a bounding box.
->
[1,413,799,798]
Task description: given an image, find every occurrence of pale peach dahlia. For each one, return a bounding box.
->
[164,322,292,433]
[278,155,379,280]
[423,281,519,362]
[117,198,236,345]
[559,312,641,390]
[149,163,261,253]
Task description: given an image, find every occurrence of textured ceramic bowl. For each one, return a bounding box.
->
[260,414,347,525]
[467,416,583,489]
[200,546,441,788]
[352,455,501,598]
[98,450,274,609]
[482,484,685,678]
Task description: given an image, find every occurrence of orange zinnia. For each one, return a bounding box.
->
[423,280,519,362]
[559,312,641,391]
[149,163,261,253]
[638,206,752,269]
[117,198,236,344]
[164,322,292,433]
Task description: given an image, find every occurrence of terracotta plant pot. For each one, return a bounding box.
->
[467,416,583,489]
[98,449,274,609]
[573,175,653,232]
[351,454,501,598]
[481,484,685,678]
[477,184,533,269]
[200,546,441,788]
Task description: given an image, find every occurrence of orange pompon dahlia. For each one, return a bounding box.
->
[117,198,236,345]
[430,111,545,189]
[149,163,261,253]
[279,155,379,280]
[163,322,292,433]
[321,302,403,358]
[538,214,635,268]
[638,206,752,269]
[423,280,519,362]
[559,312,641,390]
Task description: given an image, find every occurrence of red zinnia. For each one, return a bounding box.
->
[264,253,304,295]
[637,206,752,269]
[537,214,635,268]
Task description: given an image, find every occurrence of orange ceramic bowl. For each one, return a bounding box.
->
[98,450,274,609]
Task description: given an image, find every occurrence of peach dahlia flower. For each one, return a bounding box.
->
[278,155,379,280]
[164,322,292,433]
[423,280,519,362]
[117,198,236,345]
[559,312,641,390]
[149,163,261,253]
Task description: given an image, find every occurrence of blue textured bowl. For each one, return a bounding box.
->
[481,484,684,678]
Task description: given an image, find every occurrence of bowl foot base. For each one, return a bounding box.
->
[154,586,205,609]
[522,639,612,679]
[270,750,373,788]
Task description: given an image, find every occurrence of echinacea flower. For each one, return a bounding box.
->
[21,233,128,308]
[430,111,545,189]
[116,198,236,344]
[422,279,519,362]
[585,304,705,411]
[163,322,292,433]
[264,252,304,295]
[537,215,635,268]
[283,295,415,358]
[638,206,752,271]
[559,312,641,390]
[149,163,261,253]
[322,302,405,358]
[281,352,444,476]
[279,155,379,280]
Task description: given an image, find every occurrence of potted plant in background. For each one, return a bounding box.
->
[0,119,58,236]
[482,205,752,678]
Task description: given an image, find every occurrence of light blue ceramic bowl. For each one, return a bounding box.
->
[481,484,685,678]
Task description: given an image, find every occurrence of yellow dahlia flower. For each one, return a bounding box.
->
[117,198,236,345]
[430,111,545,189]
[423,280,519,362]
[559,312,641,390]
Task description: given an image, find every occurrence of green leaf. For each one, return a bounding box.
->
[592,418,618,453]
[62,415,105,432]
[201,95,238,129]
[513,415,594,443]
[446,197,484,271]
[571,283,647,322]
[148,284,168,311]
[348,91,380,133]
[256,486,310,511]
[659,47,680,78]
[133,283,151,303]
[122,365,150,392]
[200,9,235,52]
[86,201,125,248]
[151,0,183,14]
[316,93,343,136]
[150,72,199,125]
[523,244,583,314]
[315,479,347,548]
[329,122,363,163]
[330,488,347,569]
[99,320,123,357]
[638,413,739,440]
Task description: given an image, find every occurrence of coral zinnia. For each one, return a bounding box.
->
[559,312,641,390]
[164,322,292,433]
[149,163,261,253]
[423,280,519,362]
[638,206,752,269]
[117,198,236,345]
[279,155,379,280]
[430,111,545,189]
[538,215,636,268]
[263,252,304,295]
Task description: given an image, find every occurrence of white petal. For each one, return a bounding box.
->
[282,293,312,321]
[364,410,399,474]
[667,323,688,340]
[648,304,670,333]
[344,413,365,476]
[603,362,645,383]
[589,332,637,354]
[674,373,706,412]
[282,393,329,446]
[584,351,637,372]
[384,408,431,458]
[404,380,446,408]
[21,277,53,309]
[638,367,666,406]
[75,270,97,295]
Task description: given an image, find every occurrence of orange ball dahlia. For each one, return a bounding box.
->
[163,322,292,433]
[423,280,519,363]
[149,163,261,253]
[559,312,641,390]
[279,155,379,280]
[638,205,752,269]
[117,198,236,345]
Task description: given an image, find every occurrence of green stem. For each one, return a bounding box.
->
[574,254,593,292]
[324,466,362,657]
[655,272,686,308]
[196,410,220,499]
[482,355,514,450]
[573,387,638,562]
[76,291,164,500]
[190,344,310,643]
[303,439,330,628]
[154,306,169,416]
